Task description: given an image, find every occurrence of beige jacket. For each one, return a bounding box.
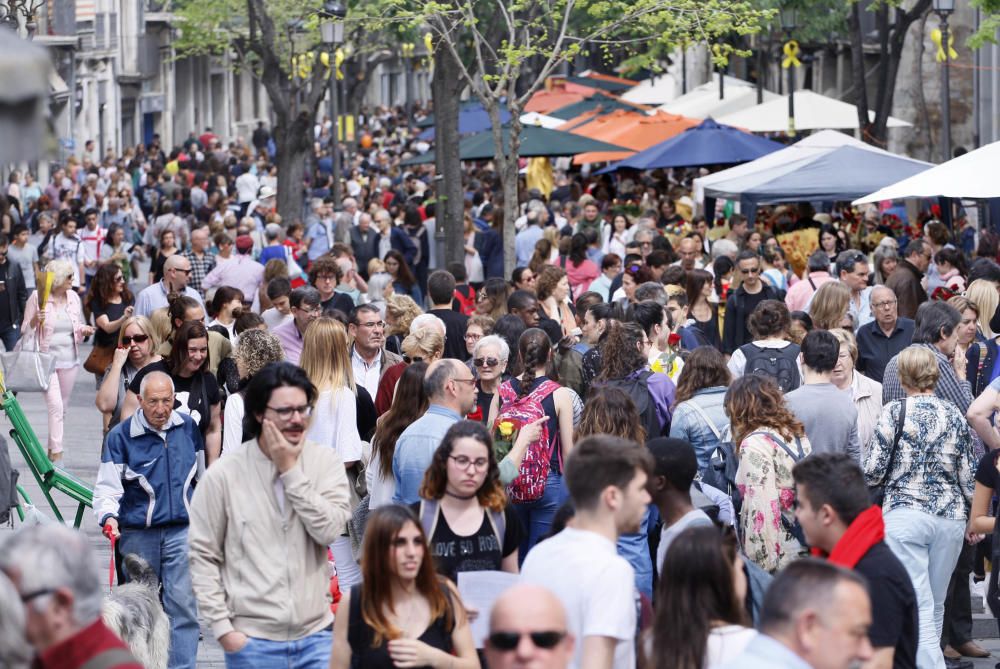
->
[188,438,350,641]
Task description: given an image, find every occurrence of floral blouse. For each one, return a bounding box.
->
[863,396,975,521]
[736,428,812,573]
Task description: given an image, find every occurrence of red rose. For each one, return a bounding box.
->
[668,333,681,347]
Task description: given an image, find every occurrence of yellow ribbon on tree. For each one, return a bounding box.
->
[424,32,433,54]
[930,28,958,62]
[782,40,801,69]
[334,47,344,80]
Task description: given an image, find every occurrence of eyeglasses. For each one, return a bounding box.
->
[297,305,322,315]
[403,355,424,364]
[357,320,386,329]
[449,455,489,470]
[872,299,897,309]
[121,334,150,345]
[488,631,567,651]
[740,266,761,275]
[266,404,313,419]
[19,588,55,604]
[464,332,483,342]
[114,275,125,282]
[173,268,192,275]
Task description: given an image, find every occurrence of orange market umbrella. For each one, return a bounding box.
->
[570,110,700,164]
[525,89,590,114]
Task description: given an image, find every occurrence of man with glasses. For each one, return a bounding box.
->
[189,362,350,668]
[885,239,931,320]
[134,253,204,318]
[0,525,141,669]
[272,286,322,365]
[348,303,403,399]
[95,371,204,668]
[856,286,914,383]
[391,359,479,505]
[723,251,779,354]
[309,256,355,315]
[485,584,574,669]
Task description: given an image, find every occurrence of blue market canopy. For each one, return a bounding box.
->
[600,118,784,172]
[401,125,629,166]
[417,103,512,140]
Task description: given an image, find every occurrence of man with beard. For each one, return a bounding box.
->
[521,436,653,669]
[188,362,351,668]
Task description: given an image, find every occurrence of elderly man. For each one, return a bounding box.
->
[350,213,379,278]
[391,359,478,505]
[349,303,403,399]
[855,285,914,383]
[673,236,705,272]
[181,226,216,296]
[202,235,264,307]
[0,525,141,669]
[718,559,873,669]
[94,371,204,669]
[134,254,204,318]
[485,584,574,669]
[189,362,350,668]
[272,286,322,365]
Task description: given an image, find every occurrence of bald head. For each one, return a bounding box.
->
[139,371,175,430]
[164,254,192,290]
[871,285,898,329]
[486,584,573,669]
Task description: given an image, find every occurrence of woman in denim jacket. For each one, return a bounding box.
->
[669,347,732,471]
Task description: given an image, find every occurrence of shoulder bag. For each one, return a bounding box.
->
[869,398,907,507]
[2,325,55,392]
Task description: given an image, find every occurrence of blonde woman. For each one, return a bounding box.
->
[401,327,445,365]
[22,259,95,461]
[384,294,423,355]
[95,315,161,434]
[829,328,883,452]
[221,329,284,454]
[809,281,852,330]
[300,317,363,589]
[962,281,1000,396]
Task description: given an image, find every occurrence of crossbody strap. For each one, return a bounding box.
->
[687,400,722,440]
[748,430,805,461]
[883,398,907,483]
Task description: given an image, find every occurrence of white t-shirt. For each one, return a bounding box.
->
[306,386,362,463]
[706,625,758,668]
[656,508,714,572]
[521,527,637,669]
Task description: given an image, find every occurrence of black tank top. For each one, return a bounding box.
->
[347,585,454,669]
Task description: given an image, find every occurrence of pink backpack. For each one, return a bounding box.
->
[494,379,561,503]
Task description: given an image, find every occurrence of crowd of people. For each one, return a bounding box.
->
[0,107,999,669]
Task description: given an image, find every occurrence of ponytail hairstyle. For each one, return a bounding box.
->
[596,321,648,382]
[517,328,554,398]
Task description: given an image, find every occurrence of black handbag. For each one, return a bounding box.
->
[870,398,907,507]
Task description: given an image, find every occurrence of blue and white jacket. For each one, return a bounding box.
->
[94,410,205,529]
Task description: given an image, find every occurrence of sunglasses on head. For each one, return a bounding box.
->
[488,631,566,651]
[122,334,149,345]
[474,357,500,368]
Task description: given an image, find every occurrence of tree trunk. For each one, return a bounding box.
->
[848,2,871,134]
[433,46,465,268]
[273,115,310,225]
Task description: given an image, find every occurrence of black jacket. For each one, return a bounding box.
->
[0,260,27,331]
[722,283,778,354]
[349,226,379,278]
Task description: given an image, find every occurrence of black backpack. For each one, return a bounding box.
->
[606,370,664,439]
[703,440,741,513]
[740,342,801,393]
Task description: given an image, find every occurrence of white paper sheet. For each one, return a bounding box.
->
[456,570,519,648]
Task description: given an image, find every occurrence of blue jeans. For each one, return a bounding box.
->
[0,326,19,352]
[514,471,569,562]
[883,507,964,669]
[224,629,332,669]
[617,506,654,599]
[118,526,200,669]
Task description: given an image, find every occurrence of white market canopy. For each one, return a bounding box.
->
[854,140,1000,203]
[620,73,680,105]
[519,112,566,129]
[659,75,780,120]
[716,90,912,133]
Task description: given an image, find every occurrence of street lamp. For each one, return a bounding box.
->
[320,0,346,208]
[780,5,798,137]
[933,0,955,163]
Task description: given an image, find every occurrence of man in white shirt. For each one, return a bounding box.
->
[50,215,87,290]
[521,435,653,669]
[79,208,106,292]
[648,437,714,572]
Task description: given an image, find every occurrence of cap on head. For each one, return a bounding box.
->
[235,235,254,253]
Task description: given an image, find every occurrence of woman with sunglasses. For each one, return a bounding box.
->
[413,420,526,582]
[469,335,509,425]
[122,321,223,464]
[330,505,478,669]
[85,263,134,383]
[475,277,509,321]
[95,315,161,434]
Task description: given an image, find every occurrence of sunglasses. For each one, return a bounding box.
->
[121,334,150,345]
[403,355,424,364]
[474,357,500,368]
[488,631,567,651]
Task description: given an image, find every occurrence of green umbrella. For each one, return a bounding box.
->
[548,93,646,121]
[401,125,628,166]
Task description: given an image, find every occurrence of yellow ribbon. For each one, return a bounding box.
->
[424,32,433,54]
[782,40,801,69]
[291,50,343,81]
[931,28,958,62]
[334,47,344,80]
[401,42,415,58]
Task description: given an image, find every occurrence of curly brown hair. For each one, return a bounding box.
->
[535,265,566,302]
[596,321,647,382]
[418,420,506,512]
[675,347,731,403]
[575,387,646,444]
[724,375,805,447]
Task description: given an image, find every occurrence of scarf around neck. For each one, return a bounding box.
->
[811,504,885,568]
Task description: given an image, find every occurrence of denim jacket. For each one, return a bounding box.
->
[668,386,730,471]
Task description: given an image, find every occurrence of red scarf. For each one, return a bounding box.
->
[811,505,885,568]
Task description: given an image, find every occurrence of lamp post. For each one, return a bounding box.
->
[320,0,346,208]
[933,0,954,162]
[780,5,798,137]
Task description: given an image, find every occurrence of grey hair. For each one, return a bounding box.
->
[807,249,831,273]
[526,199,546,215]
[44,259,76,286]
[634,282,668,305]
[0,525,102,624]
[139,370,175,397]
[474,334,510,364]
[711,238,739,260]
[410,313,446,337]
[0,571,31,668]
[367,272,393,303]
[913,301,961,345]
[423,359,461,399]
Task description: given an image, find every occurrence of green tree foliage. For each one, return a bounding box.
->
[969,0,1000,49]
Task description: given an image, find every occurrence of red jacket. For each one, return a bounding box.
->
[35,619,142,669]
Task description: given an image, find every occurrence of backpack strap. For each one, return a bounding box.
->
[79,648,138,669]
[497,379,517,406]
[526,379,560,404]
[484,508,506,553]
[687,400,722,440]
[419,499,441,541]
[748,430,805,461]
